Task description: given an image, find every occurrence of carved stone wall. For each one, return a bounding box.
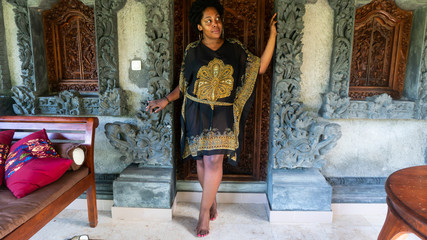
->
[3,0,127,116]
[268,0,342,169]
[321,0,427,119]
[105,0,174,167]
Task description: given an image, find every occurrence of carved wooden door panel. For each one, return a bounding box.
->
[43,0,98,93]
[174,0,274,181]
[349,0,412,100]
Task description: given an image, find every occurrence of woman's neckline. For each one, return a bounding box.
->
[200,38,226,52]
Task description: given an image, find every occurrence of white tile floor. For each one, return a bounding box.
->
[30,201,422,240]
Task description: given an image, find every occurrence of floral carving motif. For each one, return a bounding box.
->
[270,0,341,169]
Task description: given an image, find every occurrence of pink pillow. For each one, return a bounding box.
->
[0,130,15,186]
[5,129,72,198]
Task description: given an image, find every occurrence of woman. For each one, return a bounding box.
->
[146,0,276,237]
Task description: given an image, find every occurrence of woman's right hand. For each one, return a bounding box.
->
[145,98,169,114]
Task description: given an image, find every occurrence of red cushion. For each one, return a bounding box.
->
[0,130,15,186]
[5,129,72,198]
[6,157,72,198]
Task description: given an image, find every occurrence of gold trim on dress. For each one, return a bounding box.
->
[183,128,237,159]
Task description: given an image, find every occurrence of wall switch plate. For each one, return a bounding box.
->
[131,60,142,71]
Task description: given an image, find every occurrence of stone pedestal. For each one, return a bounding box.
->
[113,165,175,208]
[268,168,332,211]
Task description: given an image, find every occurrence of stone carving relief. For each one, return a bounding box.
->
[3,0,127,116]
[11,86,36,114]
[95,0,127,115]
[56,90,81,115]
[269,0,341,169]
[322,0,427,119]
[105,0,173,167]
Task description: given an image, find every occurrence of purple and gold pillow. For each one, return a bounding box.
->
[0,130,15,186]
[5,129,72,198]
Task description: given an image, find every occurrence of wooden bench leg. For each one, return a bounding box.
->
[378,207,412,240]
[86,185,98,227]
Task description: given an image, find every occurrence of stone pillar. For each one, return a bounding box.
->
[266,0,341,222]
[106,0,176,221]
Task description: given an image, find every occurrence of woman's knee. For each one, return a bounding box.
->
[203,155,223,169]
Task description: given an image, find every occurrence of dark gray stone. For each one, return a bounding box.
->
[113,165,174,208]
[403,7,427,101]
[29,7,48,95]
[0,96,14,115]
[268,168,332,211]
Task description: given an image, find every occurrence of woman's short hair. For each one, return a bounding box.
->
[189,0,224,32]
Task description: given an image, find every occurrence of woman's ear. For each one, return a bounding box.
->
[197,24,203,31]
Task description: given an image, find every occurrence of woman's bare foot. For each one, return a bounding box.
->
[196,210,210,237]
[210,199,218,221]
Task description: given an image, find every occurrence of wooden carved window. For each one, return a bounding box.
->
[349,0,412,100]
[43,0,98,93]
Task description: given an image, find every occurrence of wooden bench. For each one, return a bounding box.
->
[0,116,99,240]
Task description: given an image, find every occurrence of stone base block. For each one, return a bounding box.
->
[113,165,175,208]
[268,168,332,211]
[0,95,14,115]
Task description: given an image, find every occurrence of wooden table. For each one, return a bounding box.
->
[378,165,427,240]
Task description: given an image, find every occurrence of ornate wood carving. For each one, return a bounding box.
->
[43,0,98,93]
[322,0,426,120]
[7,0,127,116]
[349,0,412,100]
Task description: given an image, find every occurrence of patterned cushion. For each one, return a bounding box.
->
[0,130,15,186]
[5,129,72,198]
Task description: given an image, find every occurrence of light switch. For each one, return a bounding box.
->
[131,60,142,71]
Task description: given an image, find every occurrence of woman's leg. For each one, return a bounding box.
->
[196,154,223,237]
[196,160,218,221]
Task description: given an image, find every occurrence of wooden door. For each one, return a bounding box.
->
[174,0,274,181]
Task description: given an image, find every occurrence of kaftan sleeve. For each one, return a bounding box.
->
[179,42,199,98]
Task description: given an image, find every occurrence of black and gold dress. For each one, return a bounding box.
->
[179,38,260,166]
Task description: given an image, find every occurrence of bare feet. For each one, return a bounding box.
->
[210,199,218,221]
[196,210,210,237]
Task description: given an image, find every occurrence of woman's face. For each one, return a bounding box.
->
[197,7,223,40]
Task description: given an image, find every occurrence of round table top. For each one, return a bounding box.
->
[386,165,427,223]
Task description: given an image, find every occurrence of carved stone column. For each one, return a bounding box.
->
[267,0,341,217]
[106,0,175,218]
[95,0,127,115]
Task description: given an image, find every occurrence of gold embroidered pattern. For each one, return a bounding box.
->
[194,58,234,110]
[228,38,260,162]
[183,128,237,159]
